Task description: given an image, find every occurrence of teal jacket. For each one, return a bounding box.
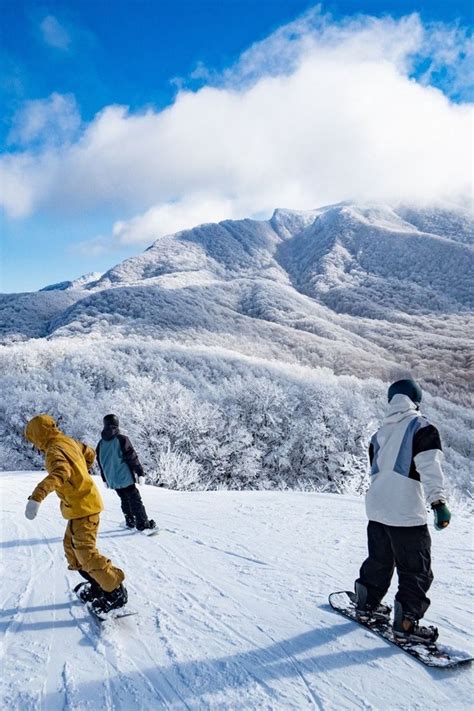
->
[96,426,144,490]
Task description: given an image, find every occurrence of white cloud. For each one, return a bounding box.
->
[40,15,71,51]
[73,195,238,254]
[8,93,81,147]
[222,9,422,87]
[1,10,473,239]
[416,22,474,99]
[112,195,238,244]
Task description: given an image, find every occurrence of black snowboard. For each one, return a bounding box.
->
[329,591,473,669]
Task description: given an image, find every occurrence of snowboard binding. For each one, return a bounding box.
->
[353,583,391,622]
[74,581,101,604]
[88,583,128,620]
[393,601,439,644]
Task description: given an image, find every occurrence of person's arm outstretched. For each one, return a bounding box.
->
[30,445,71,502]
[25,445,71,519]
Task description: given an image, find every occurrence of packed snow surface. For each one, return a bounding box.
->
[1,472,472,710]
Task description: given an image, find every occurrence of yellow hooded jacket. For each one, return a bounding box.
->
[24,414,104,520]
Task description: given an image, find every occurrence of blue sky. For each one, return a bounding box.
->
[1,1,473,292]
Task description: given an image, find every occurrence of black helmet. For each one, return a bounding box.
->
[103,413,119,427]
[387,379,422,405]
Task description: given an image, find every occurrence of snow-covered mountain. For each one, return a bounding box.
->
[1,473,472,709]
[40,271,103,292]
[0,202,472,495]
[4,202,473,390]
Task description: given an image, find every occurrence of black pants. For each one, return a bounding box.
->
[116,484,148,529]
[357,521,433,620]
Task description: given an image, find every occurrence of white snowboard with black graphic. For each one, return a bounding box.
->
[329,591,473,669]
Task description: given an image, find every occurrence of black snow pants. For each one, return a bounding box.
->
[356,521,433,620]
[116,484,148,529]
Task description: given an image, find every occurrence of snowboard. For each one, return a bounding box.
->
[137,527,159,537]
[119,523,160,537]
[86,604,138,622]
[74,583,138,622]
[329,591,473,669]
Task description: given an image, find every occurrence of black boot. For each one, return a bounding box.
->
[90,584,128,617]
[74,581,102,603]
[354,582,391,620]
[136,519,156,532]
[393,601,438,643]
[124,515,135,529]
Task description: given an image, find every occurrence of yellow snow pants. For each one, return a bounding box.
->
[63,514,125,592]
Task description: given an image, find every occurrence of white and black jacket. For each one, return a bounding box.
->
[365,394,447,527]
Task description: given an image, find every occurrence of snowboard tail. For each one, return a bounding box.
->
[329,591,473,669]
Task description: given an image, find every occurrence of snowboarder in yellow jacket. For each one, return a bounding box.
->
[24,414,128,616]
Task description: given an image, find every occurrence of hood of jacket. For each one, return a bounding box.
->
[383,393,419,426]
[101,424,119,441]
[25,414,62,451]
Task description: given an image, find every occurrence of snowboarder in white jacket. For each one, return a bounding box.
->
[354,379,451,643]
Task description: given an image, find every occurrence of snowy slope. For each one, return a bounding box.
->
[1,472,473,710]
[0,290,83,341]
[40,272,103,292]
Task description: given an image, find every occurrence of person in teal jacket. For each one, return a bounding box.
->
[96,414,156,531]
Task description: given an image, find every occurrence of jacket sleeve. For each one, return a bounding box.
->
[118,435,144,480]
[81,442,95,470]
[95,441,107,483]
[413,424,447,505]
[30,445,71,503]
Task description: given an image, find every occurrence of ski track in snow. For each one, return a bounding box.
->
[1,473,473,710]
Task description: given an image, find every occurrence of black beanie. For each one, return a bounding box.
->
[387,379,422,405]
[103,414,119,427]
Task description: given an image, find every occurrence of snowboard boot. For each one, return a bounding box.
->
[124,515,136,529]
[90,583,128,617]
[136,518,156,532]
[393,601,438,643]
[354,582,391,620]
[74,581,102,603]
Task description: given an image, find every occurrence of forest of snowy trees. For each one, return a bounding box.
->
[1,337,472,500]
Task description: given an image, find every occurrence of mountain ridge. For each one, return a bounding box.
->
[2,201,473,399]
